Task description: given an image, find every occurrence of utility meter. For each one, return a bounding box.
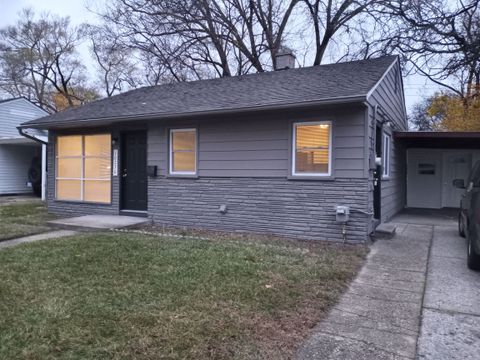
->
[335,206,350,223]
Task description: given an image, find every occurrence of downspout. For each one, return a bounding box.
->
[17,127,48,201]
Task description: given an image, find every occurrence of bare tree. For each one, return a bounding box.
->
[96,0,303,81]
[0,9,91,111]
[302,0,382,65]
[85,24,140,97]
[369,0,480,101]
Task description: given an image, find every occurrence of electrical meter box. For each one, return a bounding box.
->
[335,205,350,222]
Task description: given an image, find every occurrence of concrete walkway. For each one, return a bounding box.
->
[298,209,480,359]
[0,230,77,249]
[297,223,432,359]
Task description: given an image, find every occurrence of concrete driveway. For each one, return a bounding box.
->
[297,209,480,359]
[412,217,480,359]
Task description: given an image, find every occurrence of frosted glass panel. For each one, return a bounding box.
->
[85,158,111,179]
[173,152,195,172]
[84,180,111,203]
[56,134,112,202]
[57,136,82,156]
[57,158,82,178]
[56,180,81,200]
[85,134,111,156]
[172,131,195,151]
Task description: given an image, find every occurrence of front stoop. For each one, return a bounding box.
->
[48,215,151,232]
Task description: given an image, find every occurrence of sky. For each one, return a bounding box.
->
[0,0,442,113]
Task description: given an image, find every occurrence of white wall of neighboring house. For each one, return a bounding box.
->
[0,98,48,199]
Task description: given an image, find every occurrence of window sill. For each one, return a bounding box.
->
[166,174,199,179]
[287,175,335,181]
[54,199,112,206]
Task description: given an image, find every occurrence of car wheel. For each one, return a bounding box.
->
[467,232,480,271]
[459,212,466,238]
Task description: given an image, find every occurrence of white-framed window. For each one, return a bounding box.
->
[55,134,112,203]
[292,121,332,177]
[169,128,197,175]
[382,132,391,178]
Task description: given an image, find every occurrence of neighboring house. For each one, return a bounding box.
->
[20,56,407,243]
[0,98,48,199]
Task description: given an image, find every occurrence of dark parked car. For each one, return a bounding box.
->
[457,161,480,270]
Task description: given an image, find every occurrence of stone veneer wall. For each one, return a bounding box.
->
[148,177,370,243]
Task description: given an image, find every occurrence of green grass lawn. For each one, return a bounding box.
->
[0,232,366,359]
[0,201,53,241]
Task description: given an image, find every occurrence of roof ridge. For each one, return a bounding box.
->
[92,55,399,99]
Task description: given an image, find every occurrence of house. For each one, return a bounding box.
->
[0,98,48,199]
[19,56,407,243]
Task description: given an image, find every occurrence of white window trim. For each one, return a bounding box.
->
[382,132,391,178]
[55,134,112,202]
[169,128,197,175]
[292,121,332,177]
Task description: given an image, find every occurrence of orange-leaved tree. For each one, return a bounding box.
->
[427,90,480,131]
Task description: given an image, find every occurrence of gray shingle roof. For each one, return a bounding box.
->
[21,56,397,129]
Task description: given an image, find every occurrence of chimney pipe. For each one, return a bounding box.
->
[275,46,296,70]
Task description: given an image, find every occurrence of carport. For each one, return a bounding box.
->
[395,131,480,209]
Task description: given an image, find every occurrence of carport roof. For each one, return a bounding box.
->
[395,131,480,148]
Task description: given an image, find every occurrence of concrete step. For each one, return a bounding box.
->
[374,223,397,239]
[48,215,151,232]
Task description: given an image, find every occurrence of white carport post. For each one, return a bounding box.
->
[41,143,47,201]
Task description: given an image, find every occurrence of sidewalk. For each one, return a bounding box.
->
[0,230,77,250]
[297,223,432,359]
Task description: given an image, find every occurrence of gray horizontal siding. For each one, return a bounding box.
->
[367,61,408,223]
[368,62,407,131]
[381,138,406,221]
[148,177,370,243]
[148,106,367,179]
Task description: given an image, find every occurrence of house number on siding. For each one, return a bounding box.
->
[112,149,119,176]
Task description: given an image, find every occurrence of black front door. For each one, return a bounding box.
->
[121,131,147,211]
